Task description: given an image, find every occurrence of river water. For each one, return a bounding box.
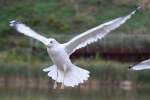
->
[0,86,150,100]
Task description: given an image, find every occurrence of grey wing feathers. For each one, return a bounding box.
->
[63,9,137,56]
[10,20,48,45]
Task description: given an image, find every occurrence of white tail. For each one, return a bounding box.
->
[43,65,90,87]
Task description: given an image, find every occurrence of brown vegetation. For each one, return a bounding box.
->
[139,0,150,9]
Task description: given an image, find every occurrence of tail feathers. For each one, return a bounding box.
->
[64,65,90,87]
[43,65,90,87]
[43,65,64,83]
[43,65,55,72]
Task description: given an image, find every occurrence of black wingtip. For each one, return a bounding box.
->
[128,65,135,71]
[128,63,138,71]
[128,65,133,70]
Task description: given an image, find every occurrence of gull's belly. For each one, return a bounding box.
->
[47,46,72,71]
[52,52,68,65]
[52,52,71,71]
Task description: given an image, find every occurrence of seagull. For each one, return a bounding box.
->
[10,9,137,89]
[129,59,150,70]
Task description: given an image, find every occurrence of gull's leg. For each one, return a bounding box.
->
[60,76,65,89]
[53,68,58,89]
[53,80,57,89]
[61,84,64,89]
[61,65,66,89]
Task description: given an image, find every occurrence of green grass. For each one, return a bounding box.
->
[0,61,49,78]
[0,2,149,48]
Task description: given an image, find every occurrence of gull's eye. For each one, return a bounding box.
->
[50,41,53,44]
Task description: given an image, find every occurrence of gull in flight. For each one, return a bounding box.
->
[10,9,137,89]
[129,59,150,70]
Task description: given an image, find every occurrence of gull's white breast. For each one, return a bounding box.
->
[47,45,72,71]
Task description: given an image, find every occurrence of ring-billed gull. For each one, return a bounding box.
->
[10,8,138,89]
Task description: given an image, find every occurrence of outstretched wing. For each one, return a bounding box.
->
[10,20,48,45]
[63,9,137,56]
[130,59,150,70]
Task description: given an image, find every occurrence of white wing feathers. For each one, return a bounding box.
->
[10,20,48,45]
[130,59,150,70]
[63,10,137,56]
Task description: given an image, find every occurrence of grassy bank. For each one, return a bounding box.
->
[0,0,149,43]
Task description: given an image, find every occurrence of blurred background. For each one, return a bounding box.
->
[1,0,150,100]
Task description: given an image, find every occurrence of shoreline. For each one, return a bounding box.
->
[0,77,140,91]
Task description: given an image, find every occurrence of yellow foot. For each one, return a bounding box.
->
[60,83,64,89]
[53,81,57,89]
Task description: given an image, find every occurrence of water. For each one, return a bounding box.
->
[0,87,150,100]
